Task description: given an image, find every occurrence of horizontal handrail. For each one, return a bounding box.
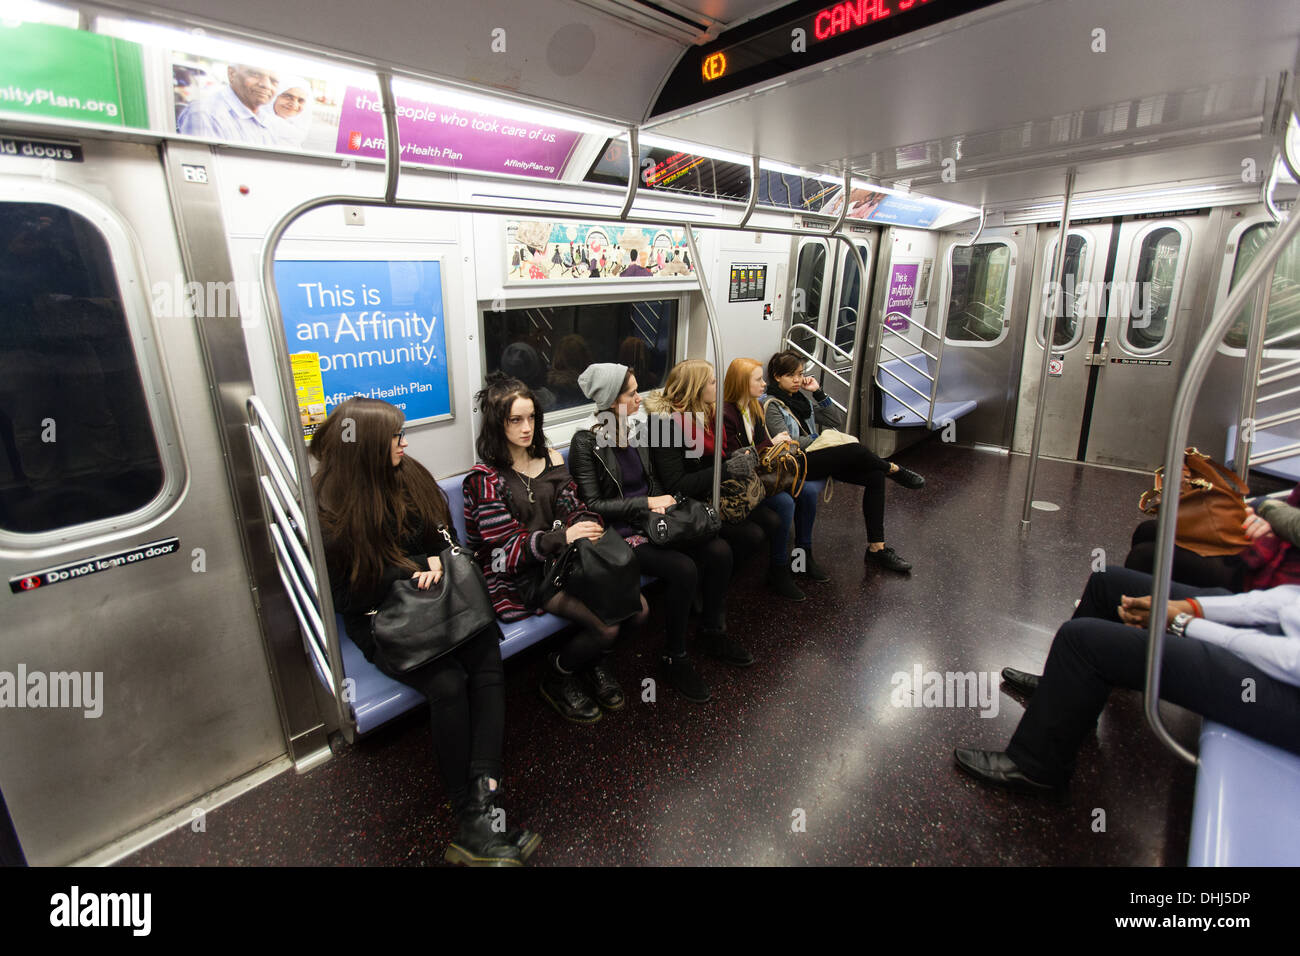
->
[877,364,933,404]
[1251,407,1300,430]
[1254,383,1300,404]
[880,333,940,365]
[1249,441,1300,466]
[787,322,854,365]
[269,524,332,683]
[247,396,299,488]
[877,345,936,384]
[259,475,319,599]
[884,313,945,342]
[1258,356,1300,384]
[248,422,309,547]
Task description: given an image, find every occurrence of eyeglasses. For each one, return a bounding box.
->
[393,430,406,440]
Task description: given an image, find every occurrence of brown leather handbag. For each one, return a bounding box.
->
[1138,447,1254,557]
[758,440,808,498]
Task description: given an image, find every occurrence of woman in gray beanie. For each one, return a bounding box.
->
[569,363,747,704]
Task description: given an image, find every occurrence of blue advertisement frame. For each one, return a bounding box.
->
[273,256,454,427]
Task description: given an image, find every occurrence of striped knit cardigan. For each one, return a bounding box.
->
[461,460,602,621]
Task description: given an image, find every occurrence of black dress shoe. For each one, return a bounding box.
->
[866,545,912,573]
[1001,667,1041,696]
[953,748,1063,797]
[585,659,625,711]
[888,465,925,489]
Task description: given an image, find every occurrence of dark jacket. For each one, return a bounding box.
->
[323,513,454,663]
[643,390,718,503]
[569,420,666,526]
[722,401,774,457]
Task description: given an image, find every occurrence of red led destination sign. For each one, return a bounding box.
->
[704,0,941,83]
[656,0,1001,116]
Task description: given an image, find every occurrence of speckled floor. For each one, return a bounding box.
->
[121,442,1221,866]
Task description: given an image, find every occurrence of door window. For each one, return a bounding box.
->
[0,201,165,535]
[1222,223,1300,351]
[1121,226,1183,354]
[945,241,1011,345]
[833,243,871,357]
[790,241,827,354]
[1037,234,1089,349]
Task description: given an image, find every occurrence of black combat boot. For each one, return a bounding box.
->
[444,776,522,867]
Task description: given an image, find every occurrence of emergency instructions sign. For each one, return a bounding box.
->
[729,263,767,302]
[273,259,453,425]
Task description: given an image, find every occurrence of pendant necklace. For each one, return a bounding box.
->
[515,465,536,503]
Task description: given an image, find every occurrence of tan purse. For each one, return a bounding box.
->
[1138,447,1253,557]
[758,440,808,498]
[807,428,858,452]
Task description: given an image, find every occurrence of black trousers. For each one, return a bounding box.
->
[634,535,733,656]
[1006,567,1300,785]
[719,510,775,568]
[802,443,888,542]
[1124,519,1245,591]
[391,623,505,807]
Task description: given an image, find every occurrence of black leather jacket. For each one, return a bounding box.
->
[569,421,666,526]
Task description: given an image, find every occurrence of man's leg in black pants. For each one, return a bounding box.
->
[1006,616,1300,785]
[1074,566,1231,622]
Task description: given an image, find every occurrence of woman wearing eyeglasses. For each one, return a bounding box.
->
[311,397,538,867]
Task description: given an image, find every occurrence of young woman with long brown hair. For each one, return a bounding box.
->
[463,373,648,725]
[311,397,538,867]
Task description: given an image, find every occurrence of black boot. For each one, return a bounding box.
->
[584,656,625,711]
[539,654,602,723]
[480,778,542,862]
[444,776,522,867]
[766,560,806,602]
[696,628,754,667]
[794,544,831,582]
[661,653,711,703]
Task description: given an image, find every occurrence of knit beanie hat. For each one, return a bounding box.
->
[578,362,629,410]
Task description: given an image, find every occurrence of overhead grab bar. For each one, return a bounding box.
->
[618,126,639,221]
[737,154,760,230]
[1147,203,1300,765]
[955,204,987,248]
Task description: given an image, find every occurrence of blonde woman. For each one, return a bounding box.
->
[643,359,805,602]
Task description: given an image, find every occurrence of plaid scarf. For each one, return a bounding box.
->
[1240,485,1300,590]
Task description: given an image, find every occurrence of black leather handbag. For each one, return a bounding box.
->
[370,527,495,673]
[548,527,642,625]
[640,496,721,547]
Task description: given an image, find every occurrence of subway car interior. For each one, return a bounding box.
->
[1,0,1299,872]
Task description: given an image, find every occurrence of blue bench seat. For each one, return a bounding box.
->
[1225,425,1300,483]
[876,354,977,429]
[1189,721,1300,866]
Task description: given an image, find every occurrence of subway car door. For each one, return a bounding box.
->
[1084,215,1209,469]
[0,139,284,865]
[1012,224,1114,460]
[822,231,875,411]
[786,236,831,363]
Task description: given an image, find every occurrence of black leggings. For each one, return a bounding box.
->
[393,623,505,807]
[634,536,733,656]
[1123,519,1245,591]
[719,510,776,568]
[544,590,649,673]
[802,443,889,543]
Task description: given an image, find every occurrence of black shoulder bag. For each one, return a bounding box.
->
[640,496,721,548]
[370,527,496,673]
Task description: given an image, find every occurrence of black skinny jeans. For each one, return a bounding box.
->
[802,443,890,542]
[1124,519,1245,591]
[1006,567,1300,785]
[634,536,733,657]
[391,623,505,807]
[719,510,775,568]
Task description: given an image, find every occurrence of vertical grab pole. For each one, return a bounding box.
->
[684,225,724,510]
[1146,205,1300,765]
[1020,167,1077,528]
[378,72,400,203]
[845,241,870,434]
[1235,280,1272,481]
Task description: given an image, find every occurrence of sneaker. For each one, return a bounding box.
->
[766,563,806,602]
[539,663,602,724]
[888,464,925,489]
[866,545,912,573]
[584,659,625,711]
[696,629,754,667]
[661,654,711,703]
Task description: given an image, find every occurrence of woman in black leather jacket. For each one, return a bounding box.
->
[569,363,750,703]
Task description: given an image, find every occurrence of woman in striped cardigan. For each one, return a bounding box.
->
[463,374,647,725]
